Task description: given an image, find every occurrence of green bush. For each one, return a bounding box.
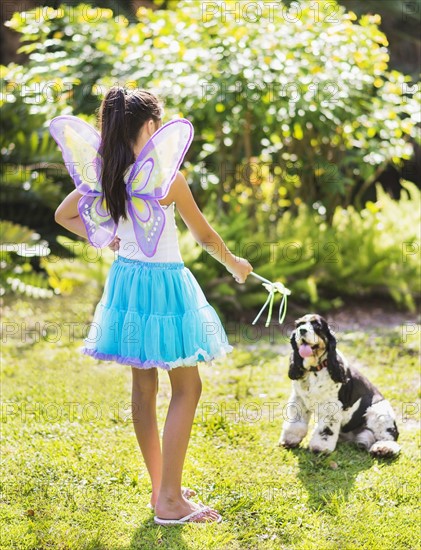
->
[42,235,114,296]
[184,180,420,316]
[1,2,419,311]
[2,1,419,225]
[0,220,53,298]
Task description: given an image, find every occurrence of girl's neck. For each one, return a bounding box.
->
[133,119,161,157]
[133,137,148,158]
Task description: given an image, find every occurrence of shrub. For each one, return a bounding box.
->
[2,1,419,227]
[185,180,420,316]
[0,220,53,298]
[1,2,419,311]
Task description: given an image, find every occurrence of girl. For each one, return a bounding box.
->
[54,86,253,525]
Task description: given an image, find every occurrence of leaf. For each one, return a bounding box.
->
[293,123,304,140]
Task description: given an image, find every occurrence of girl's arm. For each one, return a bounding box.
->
[55,190,121,250]
[167,172,253,284]
[54,189,89,239]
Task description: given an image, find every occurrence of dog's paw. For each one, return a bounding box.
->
[369,440,401,458]
[309,432,337,454]
[309,445,332,455]
[278,437,301,449]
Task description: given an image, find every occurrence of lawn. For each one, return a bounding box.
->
[1,290,420,550]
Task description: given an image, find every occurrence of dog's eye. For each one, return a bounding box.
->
[312,321,323,333]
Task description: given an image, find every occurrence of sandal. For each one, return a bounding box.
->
[154,505,222,526]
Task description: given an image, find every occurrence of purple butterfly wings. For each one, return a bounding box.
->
[49,115,116,248]
[50,116,194,256]
[126,119,194,256]
[49,115,102,195]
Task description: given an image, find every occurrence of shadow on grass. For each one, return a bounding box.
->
[291,444,375,511]
[126,512,193,550]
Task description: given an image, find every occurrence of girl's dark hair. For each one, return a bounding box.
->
[98,86,163,223]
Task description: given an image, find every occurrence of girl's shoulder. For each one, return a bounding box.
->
[159,171,186,207]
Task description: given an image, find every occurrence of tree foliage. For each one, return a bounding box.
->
[2,2,419,225]
[0,1,419,307]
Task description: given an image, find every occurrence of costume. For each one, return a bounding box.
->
[82,201,232,369]
[50,115,232,370]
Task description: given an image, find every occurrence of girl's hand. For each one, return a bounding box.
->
[226,256,253,284]
[108,236,121,251]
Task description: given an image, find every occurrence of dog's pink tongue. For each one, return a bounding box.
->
[299,344,313,358]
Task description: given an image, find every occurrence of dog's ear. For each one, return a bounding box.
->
[387,421,399,441]
[324,322,347,383]
[288,330,305,380]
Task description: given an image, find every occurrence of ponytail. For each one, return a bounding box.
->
[98,86,163,224]
[99,87,131,223]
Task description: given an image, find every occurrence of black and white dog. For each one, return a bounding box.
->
[279,314,400,458]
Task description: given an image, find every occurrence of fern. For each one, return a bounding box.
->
[41,236,114,296]
[0,220,53,298]
[177,180,420,317]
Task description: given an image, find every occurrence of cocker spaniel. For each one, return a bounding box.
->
[279,314,400,458]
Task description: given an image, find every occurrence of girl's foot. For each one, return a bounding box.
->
[154,495,220,523]
[148,486,197,509]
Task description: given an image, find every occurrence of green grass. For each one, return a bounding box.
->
[1,291,420,550]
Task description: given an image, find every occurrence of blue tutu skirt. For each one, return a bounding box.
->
[81,255,233,370]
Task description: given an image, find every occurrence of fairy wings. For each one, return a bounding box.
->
[49,115,194,257]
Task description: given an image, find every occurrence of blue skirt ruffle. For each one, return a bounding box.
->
[81,255,233,370]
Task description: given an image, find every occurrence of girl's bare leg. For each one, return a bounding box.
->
[131,367,162,507]
[154,366,220,521]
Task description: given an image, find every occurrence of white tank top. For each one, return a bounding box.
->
[116,164,183,263]
[117,201,183,262]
